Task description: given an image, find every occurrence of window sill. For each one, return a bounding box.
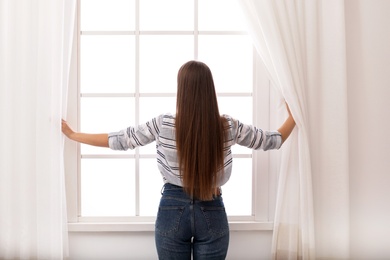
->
[68,221,274,232]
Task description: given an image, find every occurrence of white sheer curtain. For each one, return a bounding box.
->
[237,0,350,259]
[0,0,76,259]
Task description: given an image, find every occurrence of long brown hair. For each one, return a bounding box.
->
[175,60,225,200]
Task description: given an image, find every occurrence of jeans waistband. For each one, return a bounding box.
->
[162,183,222,201]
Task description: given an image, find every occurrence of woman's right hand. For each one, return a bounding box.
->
[286,102,293,117]
[277,102,296,144]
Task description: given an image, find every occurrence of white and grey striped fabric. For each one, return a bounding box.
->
[108,113,282,187]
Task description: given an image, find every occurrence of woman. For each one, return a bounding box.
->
[62,60,295,259]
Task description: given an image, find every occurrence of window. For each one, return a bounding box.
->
[66,0,279,229]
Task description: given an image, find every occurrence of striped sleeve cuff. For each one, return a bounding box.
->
[108,130,130,151]
[263,131,282,151]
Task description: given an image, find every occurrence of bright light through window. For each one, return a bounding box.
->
[81,0,136,31]
[139,36,193,93]
[80,36,135,93]
[79,0,254,217]
[139,0,193,30]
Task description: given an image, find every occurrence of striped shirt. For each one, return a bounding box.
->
[108,113,282,187]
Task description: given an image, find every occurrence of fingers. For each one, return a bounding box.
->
[284,102,291,114]
[61,119,73,137]
[61,119,67,131]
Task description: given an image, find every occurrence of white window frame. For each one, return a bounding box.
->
[65,0,278,232]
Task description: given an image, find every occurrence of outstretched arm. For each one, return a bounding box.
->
[62,119,109,147]
[277,103,296,143]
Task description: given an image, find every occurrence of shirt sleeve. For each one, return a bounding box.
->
[231,117,282,151]
[108,117,161,151]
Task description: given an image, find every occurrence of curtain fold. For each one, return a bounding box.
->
[237,0,349,259]
[0,0,76,259]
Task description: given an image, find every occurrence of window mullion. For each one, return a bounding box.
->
[194,0,198,60]
[135,0,141,217]
[76,0,82,220]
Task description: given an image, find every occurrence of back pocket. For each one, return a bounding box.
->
[201,206,229,237]
[155,206,185,236]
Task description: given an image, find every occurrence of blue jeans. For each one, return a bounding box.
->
[155,183,230,260]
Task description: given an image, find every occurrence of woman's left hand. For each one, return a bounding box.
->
[61,119,74,139]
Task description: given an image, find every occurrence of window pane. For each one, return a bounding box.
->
[218,96,252,123]
[139,36,193,93]
[80,97,135,154]
[198,0,246,31]
[81,0,135,31]
[81,35,135,93]
[139,97,176,122]
[140,0,193,30]
[198,35,253,93]
[81,159,135,216]
[139,159,165,216]
[222,158,252,216]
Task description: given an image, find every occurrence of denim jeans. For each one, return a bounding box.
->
[155,183,230,260]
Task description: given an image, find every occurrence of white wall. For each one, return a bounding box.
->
[68,1,390,259]
[346,0,390,259]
